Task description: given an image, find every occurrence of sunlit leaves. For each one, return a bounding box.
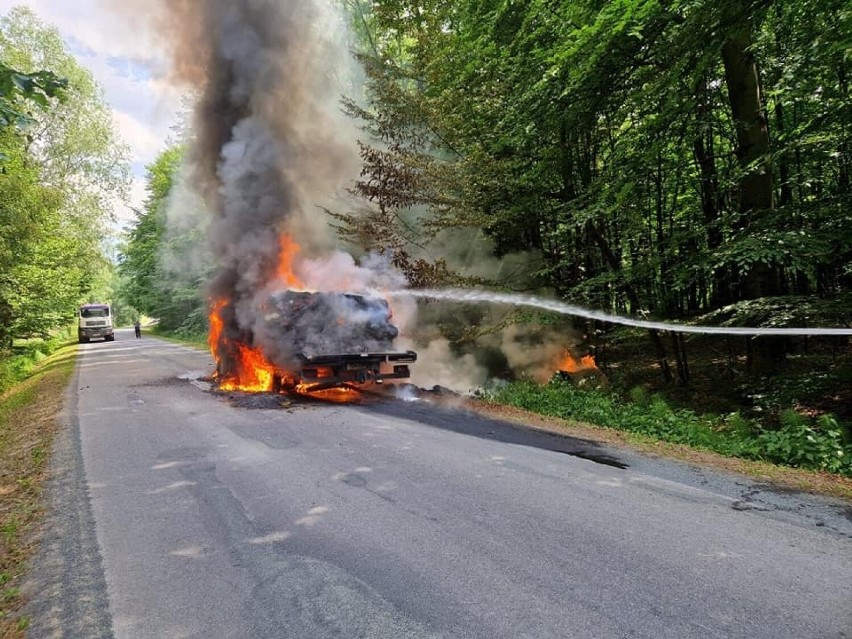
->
[0,7,127,343]
[342,0,849,327]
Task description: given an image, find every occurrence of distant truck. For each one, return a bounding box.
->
[78,303,114,343]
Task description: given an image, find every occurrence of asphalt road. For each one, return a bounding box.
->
[23,330,852,638]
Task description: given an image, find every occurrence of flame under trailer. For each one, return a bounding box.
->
[274,350,417,392]
[261,290,417,391]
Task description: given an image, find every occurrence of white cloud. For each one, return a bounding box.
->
[112,110,166,164]
[3,0,163,62]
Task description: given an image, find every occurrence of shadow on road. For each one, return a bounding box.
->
[355,394,629,469]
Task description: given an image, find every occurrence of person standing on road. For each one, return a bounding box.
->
[134,319,141,339]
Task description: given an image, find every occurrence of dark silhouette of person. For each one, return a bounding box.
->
[134,319,141,339]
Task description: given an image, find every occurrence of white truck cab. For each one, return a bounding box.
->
[78,303,115,343]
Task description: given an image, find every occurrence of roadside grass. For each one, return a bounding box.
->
[485,379,852,496]
[0,329,75,395]
[0,340,76,637]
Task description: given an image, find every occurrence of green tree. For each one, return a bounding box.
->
[0,6,130,230]
[119,144,211,335]
[340,0,851,379]
[0,60,66,135]
[0,6,129,344]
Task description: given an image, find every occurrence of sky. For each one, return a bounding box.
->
[0,0,183,229]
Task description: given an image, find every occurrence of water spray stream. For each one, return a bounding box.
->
[387,289,852,337]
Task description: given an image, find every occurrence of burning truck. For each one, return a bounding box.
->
[210,289,416,394]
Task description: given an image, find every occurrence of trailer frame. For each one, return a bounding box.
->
[274,350,418,392]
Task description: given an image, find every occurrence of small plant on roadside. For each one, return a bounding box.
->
[756,412,851,475]
[628,386,650,407]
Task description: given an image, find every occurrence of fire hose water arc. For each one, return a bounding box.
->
[385,288,852,337]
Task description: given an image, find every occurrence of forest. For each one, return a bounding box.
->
[333,0,850,377]
[1,2,850,473]
[0,7,129,390]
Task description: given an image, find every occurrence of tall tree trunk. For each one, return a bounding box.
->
[670,332,689,386]
[693,76,729,307]
[837,61,850,195]
[722,18,774,222]
[774,101,793,207]
[721,6,785,375]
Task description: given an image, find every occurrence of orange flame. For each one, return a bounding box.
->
[208,233,357,401]
[221,343,276,392]
[295,386,361,403]
[276,234,303,289]
[558,352,597,373]
[208,297,226,356]
[208,297,277,392]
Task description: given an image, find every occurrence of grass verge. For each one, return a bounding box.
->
[0,341,76,637]
[481,379,852,500]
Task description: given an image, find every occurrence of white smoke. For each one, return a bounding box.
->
[125,0,579,392]
[402,338,489,394]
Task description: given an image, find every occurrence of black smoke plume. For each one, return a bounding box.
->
[132,0,361,376]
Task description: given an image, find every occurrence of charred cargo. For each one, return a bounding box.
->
[258,291,416,390]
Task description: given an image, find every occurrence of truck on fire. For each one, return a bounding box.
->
[262,291,416,391]
[78,303,115,343]
[213,290,416,392]
[279,291,415,391]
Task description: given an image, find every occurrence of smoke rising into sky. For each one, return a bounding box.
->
[127,0,583,391]
[130,0,375,374]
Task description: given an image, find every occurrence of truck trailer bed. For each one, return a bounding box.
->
[275,350,418,391]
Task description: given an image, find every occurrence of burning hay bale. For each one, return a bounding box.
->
[261,291,399,360]
[212,290,416,393]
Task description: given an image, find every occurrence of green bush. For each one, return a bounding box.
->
[756,413,850,474]
[0,331,73,395]
[628,386,650,407]
[490,379,852,477]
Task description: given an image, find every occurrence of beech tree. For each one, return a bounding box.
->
[0,7,129,344]
[338,0,851,379]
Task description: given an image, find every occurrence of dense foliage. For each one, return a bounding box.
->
[492,378,852,476]
[0,61,66,140]
[118,144,212,336]
[338,0,851,378]
[0,7,128,346]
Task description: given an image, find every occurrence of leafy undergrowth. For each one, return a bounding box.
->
[597,328,851,420]
[0,329,74,395]
[490,379,852,478]
[0,341,76,637]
